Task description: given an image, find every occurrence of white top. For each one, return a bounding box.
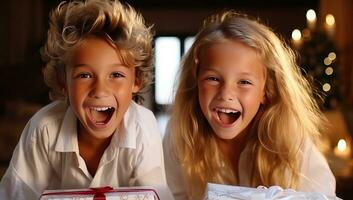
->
[0,100,173,200]
[163,130,336,200]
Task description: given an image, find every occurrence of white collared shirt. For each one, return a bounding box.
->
[163,129,336,200]
[0,100,173,200]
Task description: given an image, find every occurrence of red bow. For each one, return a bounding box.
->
[90,186,113,200]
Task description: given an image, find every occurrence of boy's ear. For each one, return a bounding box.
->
[61,78,68,96]
[59,71,68,96]
[132,84,140,93]
[132,78,141,93]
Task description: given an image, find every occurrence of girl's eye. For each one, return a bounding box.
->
[239,80,252,85]
[111,72,125,78]
[206,76,219,82]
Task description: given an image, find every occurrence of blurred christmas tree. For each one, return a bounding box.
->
[298,29,340,110]
[292,10,341,110]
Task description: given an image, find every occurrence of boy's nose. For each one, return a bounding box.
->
[90,79,109,98]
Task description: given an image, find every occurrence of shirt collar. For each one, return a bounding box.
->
[54,102,139,152]
[113,101,138,149]
[54,105,79,152]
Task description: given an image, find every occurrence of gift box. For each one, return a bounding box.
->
[40,186,160,200]
[203,183,341,200]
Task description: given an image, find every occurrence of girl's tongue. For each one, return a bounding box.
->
[218,111,240,124]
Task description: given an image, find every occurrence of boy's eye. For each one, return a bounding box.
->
[78,73,92,79]
[111,72,125,78]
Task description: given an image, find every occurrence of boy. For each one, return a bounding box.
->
[0,0,171,199]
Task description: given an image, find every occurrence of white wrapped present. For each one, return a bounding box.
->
[203,183,341,200]
[40,186,160,200]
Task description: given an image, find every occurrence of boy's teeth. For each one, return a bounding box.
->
[91,107,111,111]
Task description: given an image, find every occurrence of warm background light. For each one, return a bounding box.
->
[328,52,336,60]
[306,9,317,21]
[291,29,302,41]
[337,139,347,152]
[325,14,335,26]
[325,67,333,75]
[324,57,332,66]
[323,83,331,92]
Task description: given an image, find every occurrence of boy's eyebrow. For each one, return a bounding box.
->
[71,63,129,68]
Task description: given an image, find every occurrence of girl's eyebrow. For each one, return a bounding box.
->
[202,67,257,75]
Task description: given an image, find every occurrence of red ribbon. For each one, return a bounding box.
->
[40,186,160,200]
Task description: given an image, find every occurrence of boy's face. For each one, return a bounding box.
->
[65,36,139,139]
[197,40,266,140]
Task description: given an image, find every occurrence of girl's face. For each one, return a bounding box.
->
[65,36,139,140]
[197,40,266,140]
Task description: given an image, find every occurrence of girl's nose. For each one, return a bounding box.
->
[90,79,109,98]
[218,84,234,101]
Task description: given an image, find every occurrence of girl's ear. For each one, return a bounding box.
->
[261,91,267,105]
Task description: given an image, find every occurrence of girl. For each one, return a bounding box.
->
[163,11,336,200]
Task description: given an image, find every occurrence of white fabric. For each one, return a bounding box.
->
[0,100,173,200]
[204,183,340,200]
[163,130,336,200]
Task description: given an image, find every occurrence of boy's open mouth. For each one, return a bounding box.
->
[215,108,241,125]
[88,106,115,125]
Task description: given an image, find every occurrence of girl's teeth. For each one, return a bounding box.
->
[217,108,238,114]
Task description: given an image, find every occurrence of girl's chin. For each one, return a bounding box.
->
[215,132,238,140]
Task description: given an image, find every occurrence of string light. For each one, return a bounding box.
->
[323,83,331,92]
[337,139,347,152]
[325,67,333,75]
[324,57,332,66]
[291,29,302,41]
[328,52,336,61]
[325,14,335,26]
[306,9,316,22]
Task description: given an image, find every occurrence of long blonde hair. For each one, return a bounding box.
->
[167,11,326,198]
[41,0,153,104]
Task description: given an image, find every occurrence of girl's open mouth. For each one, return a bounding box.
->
[215,108,241,125]
[87,106,115,126]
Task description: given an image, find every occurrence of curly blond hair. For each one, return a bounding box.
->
[41,0,153,104]
[167,11,327,198]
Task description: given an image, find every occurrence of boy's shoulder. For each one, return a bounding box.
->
[129,101,156,122]
[124,102,160,141]
[30,100,68,128]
